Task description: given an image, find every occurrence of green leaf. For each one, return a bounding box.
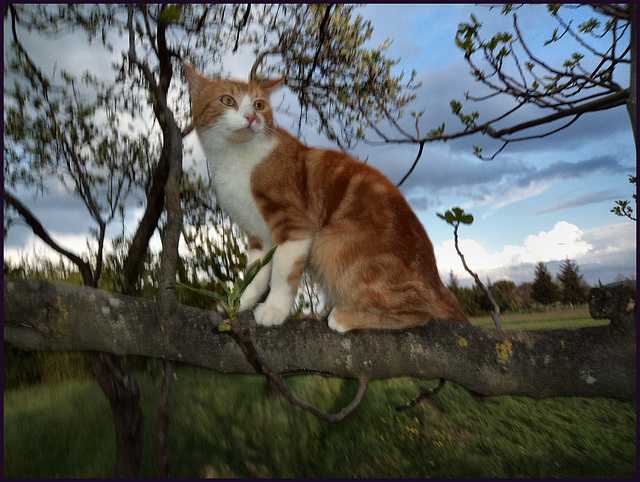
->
[450,100,463,115]
[176,282,227,304]
[437,211,455,225]
[501,4,514,15]
[460,214,474,225]
[547,4,561,15]
[445,211,456,224]
[428,122,446,138]
[241,245,276,292]
[218,321,231,332]
[160,4,184,24]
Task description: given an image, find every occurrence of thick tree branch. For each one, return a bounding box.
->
[4,278,636,401]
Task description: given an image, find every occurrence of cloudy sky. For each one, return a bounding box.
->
[4,4,636,287]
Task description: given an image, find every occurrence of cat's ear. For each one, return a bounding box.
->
[259,77,285,94]
[183,61,208,99]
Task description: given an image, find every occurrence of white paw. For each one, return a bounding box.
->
[238,290,259,312]
[254,302,289,326]
[327,310,350,333]
[239,280,266,311]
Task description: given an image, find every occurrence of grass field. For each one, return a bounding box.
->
[3,307,636,478]
[470,303,608,330]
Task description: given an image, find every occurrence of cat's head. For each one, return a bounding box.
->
[183,62,283,144]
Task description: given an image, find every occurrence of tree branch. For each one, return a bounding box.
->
[4,278,636,401]
[3,191,95,286]
[232,4,251,53]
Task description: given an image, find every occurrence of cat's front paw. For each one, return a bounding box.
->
[238,291,259,312]
[253,302,289,327]
[239,284,263,312]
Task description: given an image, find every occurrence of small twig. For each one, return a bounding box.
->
[232,4,251,53]
[453,224,501,329]
[397,141,425,187]
[305,4,333,85]
[228,321,368,422]
[395,378,446,411]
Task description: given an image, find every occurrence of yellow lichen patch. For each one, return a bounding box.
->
[458,337,468,347]
[495,340,514,365]
[53,296,71,339]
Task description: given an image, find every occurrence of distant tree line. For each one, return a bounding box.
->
[446,258,600,316]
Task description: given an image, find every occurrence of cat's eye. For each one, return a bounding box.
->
[220,95,236,107]
[253,100,265,111]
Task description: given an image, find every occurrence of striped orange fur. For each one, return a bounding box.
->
[184,63,469,331]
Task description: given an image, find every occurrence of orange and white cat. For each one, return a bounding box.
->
[183,63,469,332]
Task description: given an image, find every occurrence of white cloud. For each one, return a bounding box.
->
[471,180,554,219]
[522,221,592,262]
[435,220,634,286]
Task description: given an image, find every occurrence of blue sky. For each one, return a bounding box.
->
[351,4,636,285]
[4,4,636,287]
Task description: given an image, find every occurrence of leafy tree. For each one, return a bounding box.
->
[490,280,523,313]
[246,4,419,149]
[447,270,461,293]
[532,261,560,308]
[3,3,416,477]
[516,282,534,311]
[558,258,589,307]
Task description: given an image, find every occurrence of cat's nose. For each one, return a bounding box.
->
[244,112,257,126]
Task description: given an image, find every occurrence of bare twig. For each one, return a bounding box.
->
[228,321,369,422]
[453,223,501,329]
[250,48,279,81]
[397,141,425,187]
[395,378,446,411]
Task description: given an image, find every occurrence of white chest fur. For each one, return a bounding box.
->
[200,129,276,244]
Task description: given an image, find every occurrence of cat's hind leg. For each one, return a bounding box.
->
[327,308,428,332]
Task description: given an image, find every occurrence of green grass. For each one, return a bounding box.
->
[470,304,608,330]
[4,307,636,478]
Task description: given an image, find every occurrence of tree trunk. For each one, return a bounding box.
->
[154,359,175,477]
[90,352,144,478]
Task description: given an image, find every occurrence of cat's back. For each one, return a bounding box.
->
[256,128,423,232]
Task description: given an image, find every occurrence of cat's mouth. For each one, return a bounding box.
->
[226,125,256,143]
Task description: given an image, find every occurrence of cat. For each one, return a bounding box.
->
[183,62,469,332]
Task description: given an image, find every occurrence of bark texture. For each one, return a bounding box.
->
[4,278,636,400]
